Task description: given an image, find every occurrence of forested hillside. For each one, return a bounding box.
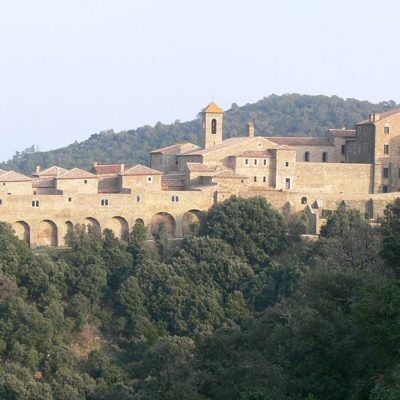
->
[1,196,400,399]
[2,94,397,174]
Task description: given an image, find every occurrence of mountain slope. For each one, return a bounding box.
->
[2,94,397,174]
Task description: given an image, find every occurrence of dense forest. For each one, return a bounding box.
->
[0,196,400,399]
[1,94,398,174]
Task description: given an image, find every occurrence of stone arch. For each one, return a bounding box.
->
[65,221,73,234]
[83,217,101,232]
[109,216,129,239]
[36,220,58,247]
[150,212,176,238]
[13,221,30,244]
[182,210,203,236]
[134,218,144,226]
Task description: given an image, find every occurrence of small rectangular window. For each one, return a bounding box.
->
[285,161,289,167]
[84,179,88,184]
[253,176,257,183]
[254,159,258,165]
[101,199,109,206]
[263,159,267,165]
[0,199,2,205]
[263,176,266,183]
[384,126,390,134]
[383,185,389,193]
[384,144,389,155]
[341,145,346,155]
[32,200,39,207]
[147,176,153,183]
[171,195,179,203]
[322,152,328,162]
[68,197,72,202]
[383,167,389,178]
[245,159,249,165]
[304,152,310,162]
[285,178,291,189]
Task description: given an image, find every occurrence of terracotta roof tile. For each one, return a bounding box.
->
[57,168,98,180]
[181,137,255,156]
[0,169,6,176]
[37,166,68,177]
[202,101,224,114]
[122,164,163,176]
[150,142,200,155]
[0,170,32,182]
[266,137,333,146]
[93,163,129,175]
[328,128,356,138]
[212,170,247,179]
[356,108,400,125]
[186,163,218,173]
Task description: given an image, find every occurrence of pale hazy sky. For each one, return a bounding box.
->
[0,0,399,161]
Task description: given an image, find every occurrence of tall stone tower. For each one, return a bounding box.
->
[201,101,224,148]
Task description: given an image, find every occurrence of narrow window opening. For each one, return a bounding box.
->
[304,152,310,162]
[211,119,217,134]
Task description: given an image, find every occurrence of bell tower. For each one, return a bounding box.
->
[201,101,224,148]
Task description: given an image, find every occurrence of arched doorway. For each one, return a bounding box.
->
[150,212,176,238]
[12,221,30,244]
[83,217,101,232]
[182,210,203,236]
[109,216,129,239]
[36,220,58,247]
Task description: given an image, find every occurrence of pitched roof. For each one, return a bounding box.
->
[122,164,163,176]
[93,163,129,175]
[37,166,68,177]
[235,150,272,158]
[186,163,218,173]
[33,178,55,188]
[328,128,356,138]
[212,170,247,179]
[266,137,333,146]
[181,137,255,156]
[0,169,6,176]
[202,101,224,114]
[356,108,400,125]
[150,142,200,155]
[0,170,32,182]
[57,168,98,180]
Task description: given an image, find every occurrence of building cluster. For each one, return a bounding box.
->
[1,102,400,247]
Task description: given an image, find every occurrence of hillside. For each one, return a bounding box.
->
[2,94,397,174]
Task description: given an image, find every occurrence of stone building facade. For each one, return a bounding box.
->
[1,101,400,247]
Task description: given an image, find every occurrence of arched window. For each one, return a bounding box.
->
[211,119,217,134]
[301,196,307,204]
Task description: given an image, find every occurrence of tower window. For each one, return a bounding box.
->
[383,167,389,178]
[322,152,328,162]
[211,119,217,134]
[384,144,389,155]
[304,151,310,162]
[285,178,291,189]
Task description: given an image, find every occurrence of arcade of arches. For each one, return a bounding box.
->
[11,210,203,247]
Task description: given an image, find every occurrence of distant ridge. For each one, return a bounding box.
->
[1,94,397,175]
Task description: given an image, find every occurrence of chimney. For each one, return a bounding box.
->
[247,122,255,137]
[121,164,125,173]
[373,112,380,122]
[35,166,41,174]
[93,161,98,167]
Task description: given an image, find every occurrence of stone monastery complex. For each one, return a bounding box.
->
[1,101,400,247]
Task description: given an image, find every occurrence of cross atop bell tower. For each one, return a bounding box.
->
[201,101,224,148]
